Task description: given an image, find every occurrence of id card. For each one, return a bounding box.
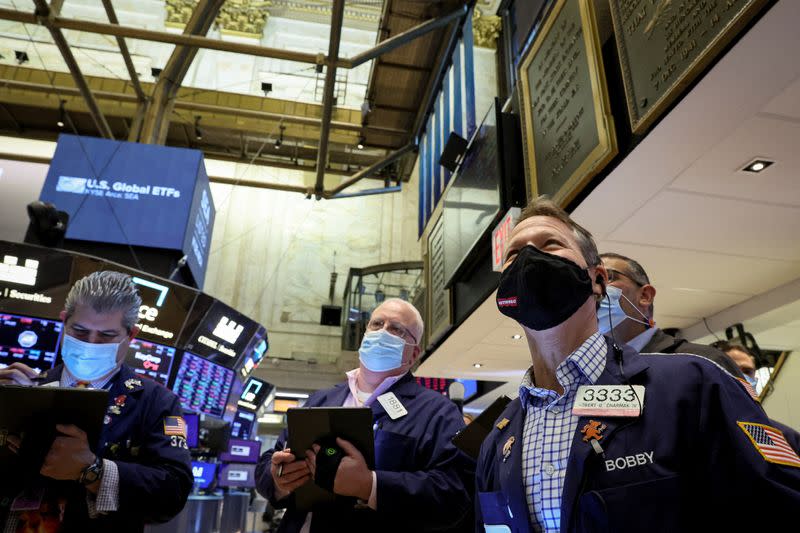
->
[376,392,408,420]
[573,385,645,417]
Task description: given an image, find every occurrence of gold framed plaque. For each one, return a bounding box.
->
[518,0,617,207]
[609,0,769,135]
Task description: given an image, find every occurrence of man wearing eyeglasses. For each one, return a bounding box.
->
[598,252,742,378]
[255,298,474,532]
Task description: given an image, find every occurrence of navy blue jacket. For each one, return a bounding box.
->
[15,364,193,532]
[256,372,475,532]
[475,338,800,532]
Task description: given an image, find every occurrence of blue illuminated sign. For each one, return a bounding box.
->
[39,134,215,287]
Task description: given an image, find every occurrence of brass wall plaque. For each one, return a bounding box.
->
[610,0,768,134]
[518,0,617,207]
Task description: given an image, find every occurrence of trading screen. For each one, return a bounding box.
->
[172,351,234,418]
[0,313,62,372]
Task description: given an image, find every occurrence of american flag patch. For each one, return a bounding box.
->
[738,422,800,468]
[164,416,187,438]
[736,378,760,402]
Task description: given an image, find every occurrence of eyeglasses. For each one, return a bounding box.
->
[606,268,646,287]
[366,318,418,344]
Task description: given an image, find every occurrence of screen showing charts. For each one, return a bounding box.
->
[0,313,62,372]
[230,410,256,440]
[217,463,256,488]
[172,351,234,418]
[124,339,176,385]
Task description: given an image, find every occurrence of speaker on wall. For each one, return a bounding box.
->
[439,132,469,172]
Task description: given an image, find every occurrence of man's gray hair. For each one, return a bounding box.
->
[382,298,424,343]
[64,271,142,332]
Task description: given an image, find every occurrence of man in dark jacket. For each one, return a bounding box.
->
[0,271,192,532]
[599,252,742,377]
[255,298,474,532]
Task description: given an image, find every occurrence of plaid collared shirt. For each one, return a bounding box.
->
[519,332,607,532]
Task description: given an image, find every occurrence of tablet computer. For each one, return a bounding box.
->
[0,385,109,475]
[452,395,512,460]
[286,407,374,510]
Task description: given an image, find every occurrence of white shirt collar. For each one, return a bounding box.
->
[627,326,658,353]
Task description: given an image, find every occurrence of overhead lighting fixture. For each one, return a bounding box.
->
[14,50,29,65]
[194,116,203,141]
[56,100,66,129]
[261,81,273,96]
[741,158,774,173]
[473,363,483,368]
[275,391,310,399]
[512,334,522,340]
[275,124,285,149]
[357,136,365,150]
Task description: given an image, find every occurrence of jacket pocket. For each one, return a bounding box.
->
[575,475,685,533]
[374,430,416,471]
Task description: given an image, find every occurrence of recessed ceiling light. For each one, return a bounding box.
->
[512,334,522,340]
[741,158,774,173]
[473,363,482,368]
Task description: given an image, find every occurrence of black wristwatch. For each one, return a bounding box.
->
[78,456,104,485]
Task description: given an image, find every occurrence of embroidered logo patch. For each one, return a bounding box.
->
[164,416,187,439]
[738,421,800,468]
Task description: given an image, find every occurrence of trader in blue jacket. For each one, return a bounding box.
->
[475,197,800,532]
[0,271,192,532]
[256,298,474,532]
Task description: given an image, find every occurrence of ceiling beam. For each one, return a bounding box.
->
[313,0,346,199]
[100,0,146,102]
[326,143,415,198]
[30,0,114,139]
[140,0,225,144]
[349,5,469,69]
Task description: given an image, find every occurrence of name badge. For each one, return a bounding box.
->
[376,392,408,420]
[573,385,645,417]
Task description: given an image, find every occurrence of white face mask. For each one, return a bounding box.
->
[61,334,124,381]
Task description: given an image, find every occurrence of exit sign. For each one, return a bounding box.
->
[491,208,520,272]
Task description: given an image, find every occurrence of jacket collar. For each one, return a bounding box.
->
[490,400,533,531]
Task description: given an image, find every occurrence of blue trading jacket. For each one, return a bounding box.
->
[33,364,193,532]
[475,338,800,532]
[256,372,475,532]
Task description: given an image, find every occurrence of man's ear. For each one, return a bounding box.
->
[639,284,656,310]
[128,325,140,340]
[59,310,67,322]
[591,264,609,299]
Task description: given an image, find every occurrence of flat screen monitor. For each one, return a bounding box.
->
[217,463,257,489]
[184,300,260,369]
[198,416,230,454]
[38,134,215,286]
[0,313,63,373]
[124,339,176,385]
[230,410,256,440]
[237,377,275,412]
[172,351,234,418]
[238,329,268,379]
[220,438,262,464]
[183,412,199,448]
[442,104,502,287]
[0,241,74,319]
[191,461,217,490]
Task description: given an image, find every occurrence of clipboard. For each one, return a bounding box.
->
[286,407,374,510]
[0,385,109,475]
[452,395,512,460]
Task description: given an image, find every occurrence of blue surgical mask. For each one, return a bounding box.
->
[61,334,124,381]
[598,285,650,335]
[358,329,408,372]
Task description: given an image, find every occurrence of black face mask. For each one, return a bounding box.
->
[496,245,594,331]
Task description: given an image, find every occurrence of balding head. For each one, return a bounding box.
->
[372,298,424,344]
